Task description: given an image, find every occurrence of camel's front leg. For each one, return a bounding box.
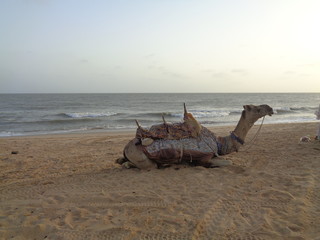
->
[115,157,137,169]
[197,155,232,168]
[122,161,137,169]
[210,157,232,167]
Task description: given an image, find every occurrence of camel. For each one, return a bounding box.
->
[116,104,274,169]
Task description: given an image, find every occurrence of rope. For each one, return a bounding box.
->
[199,134,220,156]
[242,116,265,152]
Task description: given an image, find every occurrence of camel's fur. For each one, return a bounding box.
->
[116,104,273,169]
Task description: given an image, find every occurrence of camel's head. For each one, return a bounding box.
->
[242,104,274,123]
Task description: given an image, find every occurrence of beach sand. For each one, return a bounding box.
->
[0,122,319,240]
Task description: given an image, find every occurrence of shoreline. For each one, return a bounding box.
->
[1,122,319,239]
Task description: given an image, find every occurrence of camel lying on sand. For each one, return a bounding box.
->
[116,104,274,169]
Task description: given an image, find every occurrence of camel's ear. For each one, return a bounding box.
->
[241,110,246,119]
[243,105,252,111]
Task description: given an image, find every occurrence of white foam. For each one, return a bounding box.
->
[65,112,117,118]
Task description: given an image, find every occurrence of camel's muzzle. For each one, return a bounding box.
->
[268,108,274,116]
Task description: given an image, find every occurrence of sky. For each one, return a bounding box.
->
[1,0,319,93]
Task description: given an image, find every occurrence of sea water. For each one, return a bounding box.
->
[0,93,319,137]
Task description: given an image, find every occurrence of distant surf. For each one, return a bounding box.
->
[58,112,118,119]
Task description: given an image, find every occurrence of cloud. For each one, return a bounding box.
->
[113,65,122,70]
[283,70,296,75]
[297,63,315,68]
[230,69,247,75]
[159,67,183,78]
[212,72,228,79]
[145,64,183,79]
[144,53,156,58]
[209,69,248,79]
[201,69,215,73]
[148,66,183,78]
[79,59,89,64]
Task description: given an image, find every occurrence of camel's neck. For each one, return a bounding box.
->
[233,112,255,144]
[218,112,256,155]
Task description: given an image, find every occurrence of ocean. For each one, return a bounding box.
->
[0,93,319,137]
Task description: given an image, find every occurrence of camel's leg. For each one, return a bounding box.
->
[210,157,232,167]
[115,157,127,165]
[122,161,137,169]
[124,139,157,170]
[115,156,137,168]
[197,155,232,168]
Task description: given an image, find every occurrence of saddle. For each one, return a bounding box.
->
[135,104,202,140]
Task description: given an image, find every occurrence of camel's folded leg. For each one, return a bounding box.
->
[115,157,138,169]
[197,155,232,168]
[122,161,137,169]
[115,157,127,165]
[123,139,158,169]
[210,157,232,167]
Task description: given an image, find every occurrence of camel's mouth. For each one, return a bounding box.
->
[268,109,274,116]
[258,104,273,117]
[267,107,274,116]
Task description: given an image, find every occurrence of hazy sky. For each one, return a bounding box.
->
[1,0,319,93]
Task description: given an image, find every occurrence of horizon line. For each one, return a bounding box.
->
[0,92,319,94]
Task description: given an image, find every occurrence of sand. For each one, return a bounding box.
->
[0,122,320,240]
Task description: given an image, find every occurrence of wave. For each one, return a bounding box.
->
[134,106,317,120]
[0,131,16,137]
[274,107,293,115]
[58,112,118,119]
[0,127,91,137]
[39,118,98,125]
[136,112,178,118]
[133,109,238,120]
[274,106,314,115]
[290,107,307,111]
[229,110,243,115]
[191,110,230,118]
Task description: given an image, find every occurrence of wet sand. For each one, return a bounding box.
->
[1,122,320,239]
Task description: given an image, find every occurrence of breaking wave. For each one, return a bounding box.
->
[274,107,314,115]
[190,110,231,118]
[134,109,241,120]
[59,112,118,119]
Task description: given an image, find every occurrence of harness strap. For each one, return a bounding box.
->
[216,141,223,155]
[243,116,265,151]
[230,131,244,145]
